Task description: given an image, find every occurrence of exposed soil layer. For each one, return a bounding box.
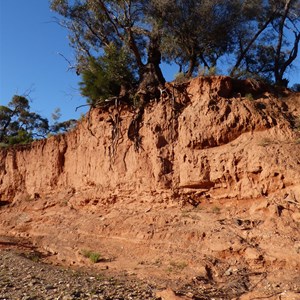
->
[0,76,300,299]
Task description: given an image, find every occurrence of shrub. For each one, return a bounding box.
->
[258,138,273,147]
[291,83,300,92]
[245,93,254,101]
[167,261,188,273]
[198,66,218,76]
[211,206,221,214]
[79,43,137,106]
[174,72,188,83]
[81,249,102,263]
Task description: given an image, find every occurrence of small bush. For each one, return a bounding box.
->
[0,142,8,148]
[79,43,137,106]
[167,261,188,273]
[258,138,273,147]
[245,93,254,101]
[174,72,189,83]
[211,206,221,214]
[291,83,300,92]
[198,66,218,76]
[208,66,217,76]
[22,251,43,262]
[81,250,102,263]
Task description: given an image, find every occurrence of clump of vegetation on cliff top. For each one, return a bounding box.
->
[79,43,138,107]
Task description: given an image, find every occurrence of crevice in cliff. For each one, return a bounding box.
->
[56,136,68,179]
[57,147,67,176]
[107,105,124,167]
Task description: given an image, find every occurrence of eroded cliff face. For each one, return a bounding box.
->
[0,76,300,204]
[1,76,300,298]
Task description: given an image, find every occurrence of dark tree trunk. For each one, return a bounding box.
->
[199,54,210,69]
[137,35,165,102]
[274,0,300,87]
[186,54,197,78]
[274,0,291,85]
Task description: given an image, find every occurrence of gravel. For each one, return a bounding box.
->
[0,250,157,300]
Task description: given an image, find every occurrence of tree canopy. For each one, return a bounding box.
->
[0,96,76,147]
[51,0,300,100]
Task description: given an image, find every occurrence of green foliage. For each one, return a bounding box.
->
[167,260,188,273]
[6,130,33,145]
[81,249,102,263]
[157,0,237,75]
[0,95,77,147]
[174,72,189,83]
[198,66,218,76]
[50,0,300,96]
[245,93,254,101]
[51,119,77,134]
[230,0,300,84]
[51,107,62,122]
[79,44,137,106]
[80,57,117,105]
[49,107,77,134]
[0,96,49,146]
[207,66,217,76]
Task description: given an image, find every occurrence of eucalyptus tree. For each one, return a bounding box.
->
[0,96,49,145]
[51,0,166,103]
[51,0,300,94]
[230,0,300,85]
[271,0,300,85]
[0,96,77,146]
[150,0,241,77]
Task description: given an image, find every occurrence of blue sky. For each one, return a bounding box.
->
[0,0,95,121]
[0,0,176,122]
[0,0,299,122]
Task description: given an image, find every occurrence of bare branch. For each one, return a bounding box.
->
[57,52,76,71]
[75,104,92,111]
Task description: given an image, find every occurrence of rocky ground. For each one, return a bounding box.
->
[1,246,300,300]
[0,249,157,300]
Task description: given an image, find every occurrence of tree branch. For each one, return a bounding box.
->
[230,13,275,77]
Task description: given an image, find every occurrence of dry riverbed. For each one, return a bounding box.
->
[0,250,157,300]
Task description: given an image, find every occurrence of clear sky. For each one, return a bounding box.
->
[0,0,84,121]
[0,0,299,122]
[0,0,176,122]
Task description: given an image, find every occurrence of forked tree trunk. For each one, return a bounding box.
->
[274,0,300,86]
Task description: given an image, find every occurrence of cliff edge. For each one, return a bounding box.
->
[1,76,300,202]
